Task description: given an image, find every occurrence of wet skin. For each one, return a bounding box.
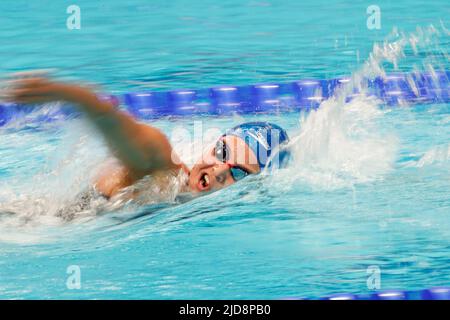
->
[3,74,260,199]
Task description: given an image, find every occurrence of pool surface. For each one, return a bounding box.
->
[0,0,449,299]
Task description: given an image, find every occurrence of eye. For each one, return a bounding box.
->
[215,140,229,163]
[229,166,250,182]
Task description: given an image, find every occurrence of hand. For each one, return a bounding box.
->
[1,71,64,104]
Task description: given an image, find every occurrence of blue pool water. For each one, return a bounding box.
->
[0,0,449,299]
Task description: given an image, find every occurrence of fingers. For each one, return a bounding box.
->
[0,77,55,104]
[3,78,50,93]
[0,70,54,93]
[2,77,51,92]
[1,78,42,95]
[3,85,56,103]
[0,70,64,105]
[7,69,56,79]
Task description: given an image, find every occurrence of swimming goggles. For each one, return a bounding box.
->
[214,139,250,182]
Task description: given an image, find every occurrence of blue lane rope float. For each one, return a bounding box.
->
[122,71,449,118]
[0,71,448,126]
[283,286,450,300]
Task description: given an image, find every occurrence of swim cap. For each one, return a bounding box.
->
[223,121,290,170]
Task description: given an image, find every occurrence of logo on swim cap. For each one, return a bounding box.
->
[223,121,290,170]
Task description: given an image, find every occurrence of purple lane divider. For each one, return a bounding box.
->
[1,71,448,126]
[282,286,450,300]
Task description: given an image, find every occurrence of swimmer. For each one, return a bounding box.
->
[3,75,290,208]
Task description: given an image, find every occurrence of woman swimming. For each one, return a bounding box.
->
[3,74,290,214]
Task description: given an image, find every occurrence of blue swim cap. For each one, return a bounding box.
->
[223,121,290,170]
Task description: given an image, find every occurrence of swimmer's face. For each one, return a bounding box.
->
[189,135,261,193]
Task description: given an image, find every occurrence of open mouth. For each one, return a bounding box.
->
[197,172,210,191]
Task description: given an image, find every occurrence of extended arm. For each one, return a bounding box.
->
[3,76,184,180]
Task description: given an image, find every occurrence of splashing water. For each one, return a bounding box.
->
[281,95,397,189]
[0,25,448,232]
[271,25,448,191]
